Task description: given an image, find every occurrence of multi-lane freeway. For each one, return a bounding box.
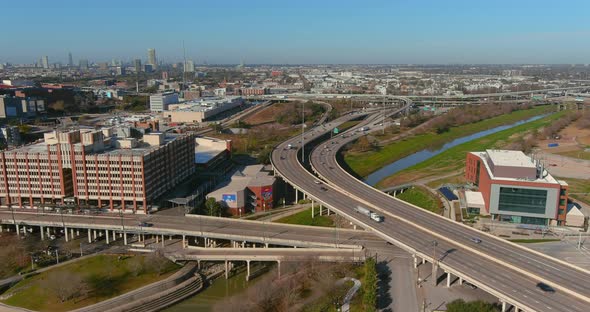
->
[271,102,590,311]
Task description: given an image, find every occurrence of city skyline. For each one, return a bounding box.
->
[2,0,590,65]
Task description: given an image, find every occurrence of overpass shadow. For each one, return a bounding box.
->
[376,260,393,311]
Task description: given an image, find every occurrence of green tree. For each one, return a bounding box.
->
[209,123,223,133]
[363,257,378,311]
[205,197,222,216]
[446,299,498,312]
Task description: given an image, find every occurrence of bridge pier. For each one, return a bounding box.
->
[246,260,251,281]
[311,200,315,219]
[225,260,230,279]
[319,204,323,216]
[64,227,69,242]
[70,228,74,240]
[413,255,418,268]
[458,277,463,285]
[501,301,507,312]
[295,189,299,203]
[277,260,281,279]
[124,232,128,245]
[15,224,20,237]
[88,229,92,243]
[431,263,439,286]
[40,226,44,240]
[112,230,116,242]
[446,272,452,287]
[106,231,110,244]
[182,235,186,249]
[161,234,165,247]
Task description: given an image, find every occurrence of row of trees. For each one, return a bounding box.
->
[363,257,378,311]
[275,101,325,125]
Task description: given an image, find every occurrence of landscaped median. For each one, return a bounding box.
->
[1,254,180,312]
[344,105,552,178]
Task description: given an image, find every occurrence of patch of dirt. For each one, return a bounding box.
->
[243,103,288,125]
[538,123,590,152]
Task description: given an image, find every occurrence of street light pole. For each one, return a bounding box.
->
[301,101,305,164]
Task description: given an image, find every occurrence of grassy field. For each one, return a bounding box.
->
[274,207,334,227]
[344,106,551,178]
[425,173,466,189]
[560,178,590,204]
[396,186,442,214]
[508,239,561,244]
[2,254,179,312]
[377,111,567,188]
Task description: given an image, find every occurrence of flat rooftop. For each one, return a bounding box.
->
[486,149,536,169]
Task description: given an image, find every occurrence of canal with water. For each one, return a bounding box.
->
[364,114,548,186]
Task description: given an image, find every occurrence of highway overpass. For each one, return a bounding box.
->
[270,101,590,312]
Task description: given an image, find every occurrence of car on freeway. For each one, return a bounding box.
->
[536,282,555,293]
[139,222,153,227]
[320,186,328,191]
[470,237,482,244]
[314,180,322,184]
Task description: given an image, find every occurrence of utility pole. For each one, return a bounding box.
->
[301,101,305,164]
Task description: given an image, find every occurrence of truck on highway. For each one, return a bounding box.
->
[355,206,384,222]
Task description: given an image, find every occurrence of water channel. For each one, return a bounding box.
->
[364,114,547,186]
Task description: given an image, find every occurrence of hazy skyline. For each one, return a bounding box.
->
[2,0,590,64]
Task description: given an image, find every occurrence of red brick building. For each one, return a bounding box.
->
[465,150,568,225]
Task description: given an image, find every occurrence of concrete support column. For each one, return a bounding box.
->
[156,235,159,243]
[514,307,519,312]
[93,230,97,240]
[15,224,20,237]
[246,260,251,281]
[112,230,116,242]
[446,272,451,287]
[413,255,418,269]
[303,192,307,200]
[124,232,127,245]
[422,258,426,265]
[311,202,315,219]
[161,235,165,247]
[70,228,74,239]
[459,277,463,285]
[169,235,172,241]
[65,227,69,242]
[106,231,110,244]
[76,230,80,237]
[40,226,44,240]
[501,302,507,312]
[319,204,323,216]
[182,235,186,249]
[46,227,50,237]
[225,260,229,279]
[431,263,438,286]
[88,229,92,243]
[277,260,281,279]
[295,189,298,203]
[265,243,269,248]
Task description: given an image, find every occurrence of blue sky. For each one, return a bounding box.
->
[2,0,590,64]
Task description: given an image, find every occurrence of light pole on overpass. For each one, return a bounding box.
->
[301,101,305,164]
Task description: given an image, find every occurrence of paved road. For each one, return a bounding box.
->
[0,211,378,249]
[271,104,590,311]
[168,247,365,262]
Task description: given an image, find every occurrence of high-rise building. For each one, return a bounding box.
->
[184,60,195,73]
[133,59,142,73]
[0,129,196,212]
[79,59,89,70]
[68,52,73,67]
[42,56,49,69]
[147,48,157,70]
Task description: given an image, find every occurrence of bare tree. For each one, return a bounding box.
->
[43,271,86,302]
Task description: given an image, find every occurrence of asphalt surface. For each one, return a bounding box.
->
[271,104,590,311]
[0,210,379,249]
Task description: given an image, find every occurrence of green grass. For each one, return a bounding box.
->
[508,239,561,244]
[344,106,551,177]
[2,254,179,312]
[396,186,442,214]
[377,111,568,188]
[274,207,334,227]
[560,177,590,205]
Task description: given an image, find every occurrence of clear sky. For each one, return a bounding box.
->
[2,0,590,64]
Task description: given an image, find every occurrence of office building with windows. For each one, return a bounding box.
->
[0,129,195,213]
[465,150,568,225]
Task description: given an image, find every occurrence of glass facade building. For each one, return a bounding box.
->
[498,187,548,214]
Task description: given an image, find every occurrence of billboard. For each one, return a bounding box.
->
[222,194,236,202]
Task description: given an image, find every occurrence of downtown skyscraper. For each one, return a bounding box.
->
[147,48,157,70]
